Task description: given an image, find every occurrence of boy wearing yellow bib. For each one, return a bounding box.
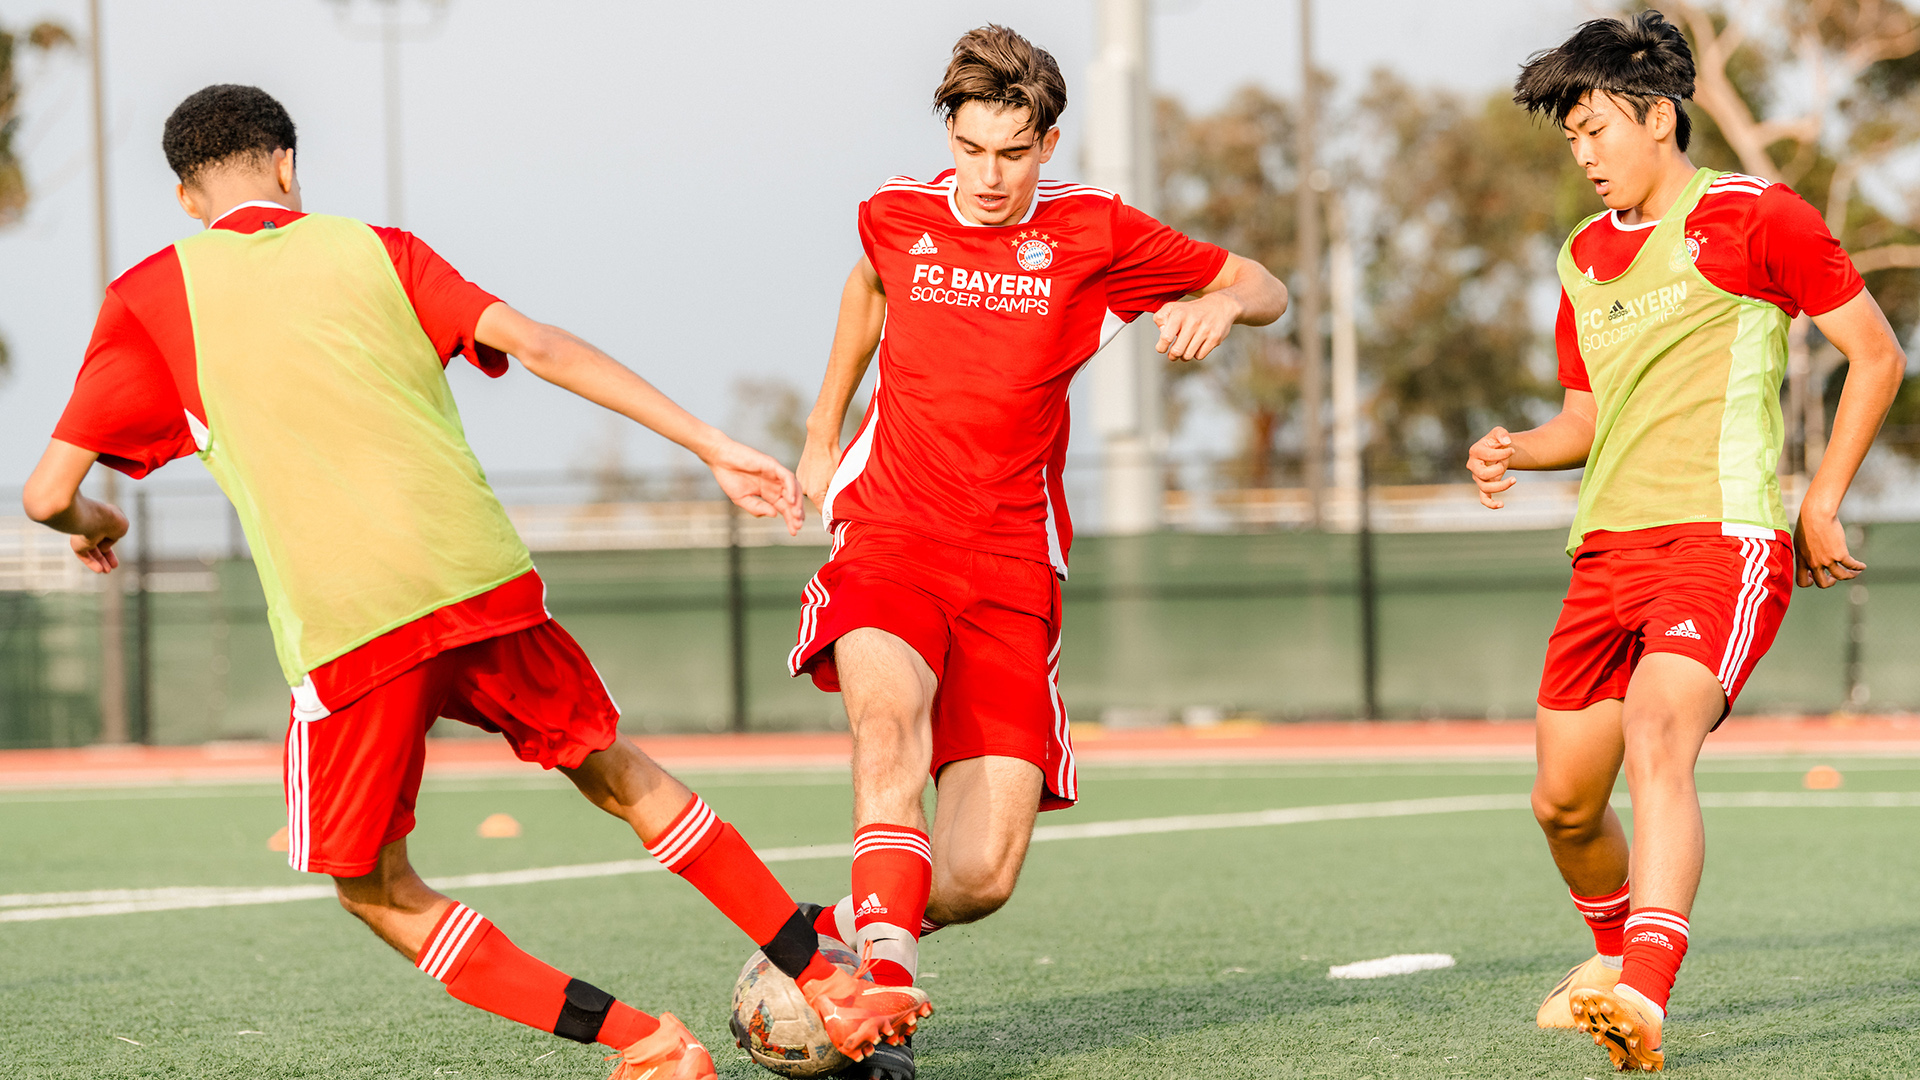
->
[23,85,927,1078]
[1469,14,1905,1071]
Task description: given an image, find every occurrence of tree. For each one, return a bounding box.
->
[1355,72,1592,482]
[1670,0,1920,464]
[1156,88,1304,487]
[0,17,75,380]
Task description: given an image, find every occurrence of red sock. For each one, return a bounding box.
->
[813,896,943,943]
[1618,907,1690,1014]
[418,903,658,1049]
[850,824,932,987]
[1570,881,1631,959]
[647,794,798,946]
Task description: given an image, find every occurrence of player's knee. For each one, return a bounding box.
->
[939,860,1019,921]
[1531,786,1607,842]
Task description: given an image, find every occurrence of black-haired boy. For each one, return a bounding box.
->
[1469,12,1903,1071]
[23,84,927,1079]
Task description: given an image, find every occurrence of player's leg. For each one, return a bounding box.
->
[444,621,925,1059]
[1529,552,1635,1027]
[332,837,702,1069]
[834,626,941,987]
[925,755,1044,924]
[290,659,710,1076]
[1530,701,1631,1027]
[1569,536,1793,1072]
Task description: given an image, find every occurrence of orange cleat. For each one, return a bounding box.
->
[1537,954,1621,1029]
[1570,986,1665,1072]
[800,945,934,1061]
[606,1012,716,1080]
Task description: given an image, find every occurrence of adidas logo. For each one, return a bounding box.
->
[855,892,889,917]
[1665,619,1702,639]
[1606,299,1630,323]
[908,232,938,255]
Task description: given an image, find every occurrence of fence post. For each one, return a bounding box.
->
[1357,451,1379,720]
[727,501,748,733]
[134,489,152,744]
[1844,524,1868,710]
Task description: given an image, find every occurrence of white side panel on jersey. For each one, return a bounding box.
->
[822,339,884,528]
[1041,465,1067,578]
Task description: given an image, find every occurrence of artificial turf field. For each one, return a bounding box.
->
[3,757,1918,1079]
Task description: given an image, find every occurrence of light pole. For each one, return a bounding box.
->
[325,0,448,228]
[1087,0,1162,535]
[87,0,127,745]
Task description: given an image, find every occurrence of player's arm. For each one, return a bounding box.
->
[798,256,886,512]
[1795,290,1906,587]
[474,302,802,535]
[21,440,128,574]
[1150,253,1287,362]
[1466,390,1598,510]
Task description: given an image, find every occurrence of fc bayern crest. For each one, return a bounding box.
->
[1013,232,1055,271]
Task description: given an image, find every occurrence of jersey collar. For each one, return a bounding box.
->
[209,200,300,231]
[946,178,1042,228]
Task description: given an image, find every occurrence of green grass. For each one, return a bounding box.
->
[3,759,1919,1078]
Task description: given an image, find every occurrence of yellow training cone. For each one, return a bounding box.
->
[477,813,522,838]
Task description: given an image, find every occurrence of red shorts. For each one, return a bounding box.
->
[1538,534,1793,720]
[282,619,620,876]
[789,521,1076,810]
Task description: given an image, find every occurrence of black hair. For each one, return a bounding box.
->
[1513,10,1694,151]
[162,84,297,186]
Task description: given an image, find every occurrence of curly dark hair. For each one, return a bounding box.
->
[1513,10,1695,151]
[162,84,297,186]
[934,25,1067,137]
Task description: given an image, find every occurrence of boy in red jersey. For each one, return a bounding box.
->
[786,26,1287,1079]
[21,85,926,1079]
[1468,14,1904,1071]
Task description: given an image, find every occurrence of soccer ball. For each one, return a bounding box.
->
[729,934,861,1077]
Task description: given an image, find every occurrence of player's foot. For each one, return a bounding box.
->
[605,1012,716,1080]
[1570,986,1664,1072]
[1537,953,1621,1028]
[834,1034,914,1080]
[800,946,932,1061]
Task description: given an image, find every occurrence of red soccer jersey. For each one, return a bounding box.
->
[1555,172,1863,392]
[824,171,1227,574]
[51,201,548,711]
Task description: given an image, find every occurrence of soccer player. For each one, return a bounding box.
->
[21,85,927,1079]
[1470,13,1905,1071]
[786,26,1287,1079]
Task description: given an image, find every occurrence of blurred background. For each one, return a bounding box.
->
[2,0,1918,747]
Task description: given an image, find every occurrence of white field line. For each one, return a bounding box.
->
[5,792,1915,924]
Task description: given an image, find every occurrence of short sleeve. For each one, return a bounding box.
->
[856,200,880,267]
[372,227,509,376]
[1749,185,1865,318]
[51,289,198,478]
[1103,199,1230,318]
[1556,290,1590,392]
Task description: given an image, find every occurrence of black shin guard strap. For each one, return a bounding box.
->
[763,907,821,980]
[553,978,614,1044]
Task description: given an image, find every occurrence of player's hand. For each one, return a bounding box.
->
[69,501,129,574]
[1151,293,1239,362]
[1467,427,1517,509]
[1793,502,1864,588]
[704,438,803,537]
[797,435,839,516]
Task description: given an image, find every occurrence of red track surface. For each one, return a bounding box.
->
[2,716,1917,791]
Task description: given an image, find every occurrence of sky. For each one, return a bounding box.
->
[0,0,1591,493]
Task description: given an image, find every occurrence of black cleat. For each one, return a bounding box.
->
[797,901,828,931]
[835,1034,913,1080]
